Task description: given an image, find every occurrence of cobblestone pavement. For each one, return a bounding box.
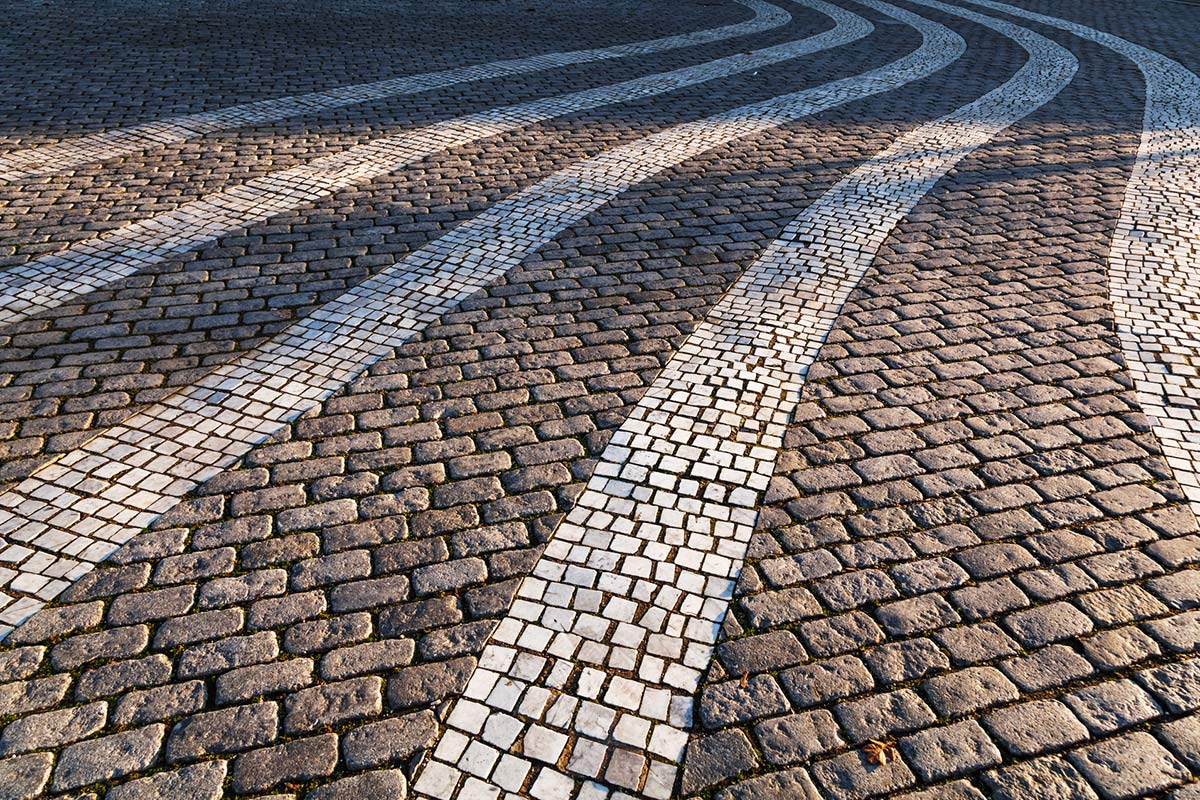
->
[0,0,1199,798]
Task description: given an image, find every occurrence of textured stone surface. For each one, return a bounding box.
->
[0,0,1198,797]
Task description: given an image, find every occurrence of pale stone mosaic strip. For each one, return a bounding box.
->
[963,0,1200,526]
[0,0,790,183]
[410,4,1077,799]
[0,0,944,637]
[0,4,857,331]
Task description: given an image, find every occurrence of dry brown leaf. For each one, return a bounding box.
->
[739,670,749,688]
[863,739,897,766]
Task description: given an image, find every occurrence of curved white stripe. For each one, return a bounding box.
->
[0,0,791,183]
[962,0,1200,519]
[0,8,861,330]
[0,0,943,637]
[412,2,1077,798]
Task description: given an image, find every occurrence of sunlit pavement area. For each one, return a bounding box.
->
[2,0,1200,797]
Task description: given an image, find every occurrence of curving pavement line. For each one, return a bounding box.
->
[0,2,865,331]
[0,0,791,183]
[960,0,1200,527]
[409,0,1077,797]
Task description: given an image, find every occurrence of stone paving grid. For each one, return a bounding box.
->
[0,0,789,183]
[0,0,864,498]
[0,0,1199,798]
[0,2,821,328]
[0,0,880,633]
[411,1,1077,797]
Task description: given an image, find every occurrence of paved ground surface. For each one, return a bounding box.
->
[1,0,1199,798]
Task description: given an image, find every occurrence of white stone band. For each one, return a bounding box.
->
[962,0,1200,527]
[0,4,865,330]
[0,0,791,183]
[409,1,1077,797]
[0,0,906,636]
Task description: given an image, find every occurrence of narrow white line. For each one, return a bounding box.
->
[0,0,790,183]
[960,0,1200,522]
[0,0,932,637]
[410,2,1076,798]
[0,9,863,331]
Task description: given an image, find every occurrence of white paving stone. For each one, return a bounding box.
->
[410,0,1077,797]
[0,0,790,183]
[0,2,861,329]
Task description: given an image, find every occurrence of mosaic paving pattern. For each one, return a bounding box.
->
[0,0,885,635]
[1,0,1200,798]
[967,0,1200,521]
[0,1,850,330]
[0,0,790,184]
[412,3,1076,796]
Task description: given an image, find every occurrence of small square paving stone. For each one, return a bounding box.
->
[306,769,407,800]
[1138,658,1200,713]
[921,666,1018,718]
[779,656,874,708]
[864,639,950,684]
[51,723,165,791]
[714,767,823,800]
[605,748,646,792]
[754,710,844,765]
[1068,732,1190,799]
[895,781,986,800]
[0,648,45,683]
[799,612,885,657]
[1146,609,1200,653]
[1079,626,1161,671]
[0,752,52,800]
[815,569,899,611]
[682,730,759,793]
[1148,571,1200,610]
[1064,679,1162,735]
[283,676,382,733]
[934,622,1021,664]
[983,699,1090,756]
[165,702,278,762]
[876,594,960,637]
[1077,585,1167,627]
[900,720,1002,782]
[700,674,790,728]
[0,674,70,715]
[0,702,107,755]
[716,630,807,675]
[231,733,339,794]
[983,756,1099,800]
[739,587,823,628]
[1002,644,1095,691]
[811,748,917,800]
[950,578,1030,621]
